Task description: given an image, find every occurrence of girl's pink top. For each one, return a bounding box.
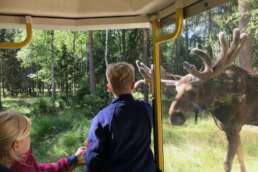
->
[10,149,75,172]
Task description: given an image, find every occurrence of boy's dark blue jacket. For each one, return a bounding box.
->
[84,94,156,172]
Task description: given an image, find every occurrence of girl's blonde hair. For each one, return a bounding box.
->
[0,111,31,165]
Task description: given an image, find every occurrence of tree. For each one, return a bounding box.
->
[72,31,77,94]
[0,29,25,97]
[238,0,253,73]
[88,31,96,94]
[0,52,2,109]
[50,31,56,98]
[105,30,109,68]
[143,28,149,102]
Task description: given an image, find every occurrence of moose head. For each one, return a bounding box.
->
[136,28,247,124]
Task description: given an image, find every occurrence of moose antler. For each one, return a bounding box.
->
[135,28,247,89]
[183,28,248,80]
[136,60,152,85]
[135,60,178,89]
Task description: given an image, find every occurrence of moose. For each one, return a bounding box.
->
[135,28,258,172]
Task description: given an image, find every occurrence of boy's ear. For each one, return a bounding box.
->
[106,83,112,93]
[131,81,135,90]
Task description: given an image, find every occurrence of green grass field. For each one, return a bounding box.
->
[163,118,258,172]
[3,97,258,172]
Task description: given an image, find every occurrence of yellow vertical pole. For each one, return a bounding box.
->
[151,8,184,172]
[151,16,164,172]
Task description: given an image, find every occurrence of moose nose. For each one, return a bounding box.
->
[169,111,186,125]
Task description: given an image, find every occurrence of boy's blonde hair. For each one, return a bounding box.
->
[0,111,31,165]
[106,62,135,96]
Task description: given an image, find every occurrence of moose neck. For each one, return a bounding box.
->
[197,65,258,126]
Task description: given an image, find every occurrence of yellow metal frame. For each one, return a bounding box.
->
[0,16,32,49]
[0,8,183,171]
[151,8,183,172]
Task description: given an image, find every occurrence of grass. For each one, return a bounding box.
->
[163,117,258,172]
[2,97,258,172]
[3,97,36,114]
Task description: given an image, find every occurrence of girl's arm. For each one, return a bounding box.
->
[37,156,76,172]
[38,147,85,172]
[11,147,85,172]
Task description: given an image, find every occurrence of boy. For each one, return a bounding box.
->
[84,62,156,172]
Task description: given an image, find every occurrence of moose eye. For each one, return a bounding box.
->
[186,90,196,99]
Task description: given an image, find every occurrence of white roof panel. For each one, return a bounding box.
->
[0,0,227,30]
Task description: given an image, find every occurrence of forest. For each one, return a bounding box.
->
[0,0,258,172]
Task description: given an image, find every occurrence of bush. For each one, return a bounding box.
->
[31,97,56,115]
[73,83,109,117]
[80,94,107,117]
[54,97,67,109]
[32,116,56,139]
[76,79,90,100]
[31,115,72,140]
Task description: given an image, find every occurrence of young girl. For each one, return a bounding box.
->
[0,111,85,172]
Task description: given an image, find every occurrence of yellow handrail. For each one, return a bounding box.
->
[151,18,164,171]
[155,8,184,44]
[151,8,184,172]
[0,16,32,49]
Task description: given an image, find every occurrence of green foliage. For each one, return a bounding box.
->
[30,93,107,118]
[2,97,34,114]
[31,113,90,171]
[32,115,70,139]
[132,91,144,100]
[31,97,56,114]
[78,94,107,117]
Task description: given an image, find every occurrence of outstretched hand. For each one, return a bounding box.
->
[75,146,87,165]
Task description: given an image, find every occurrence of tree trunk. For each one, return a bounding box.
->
[42,83,45,95]
[208,10,212,39]
[0,58,2,109]
[207,12,213,58]
[72,32,77,94]
[50,31,56,98]
[105,30,109,68]
[88,31,96,94]
[80,41,84,74]
[143,29,149,102]
[238,0,253,73]
[122,30,126,60]
[2,79,5,97]
[185,20,189,51]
